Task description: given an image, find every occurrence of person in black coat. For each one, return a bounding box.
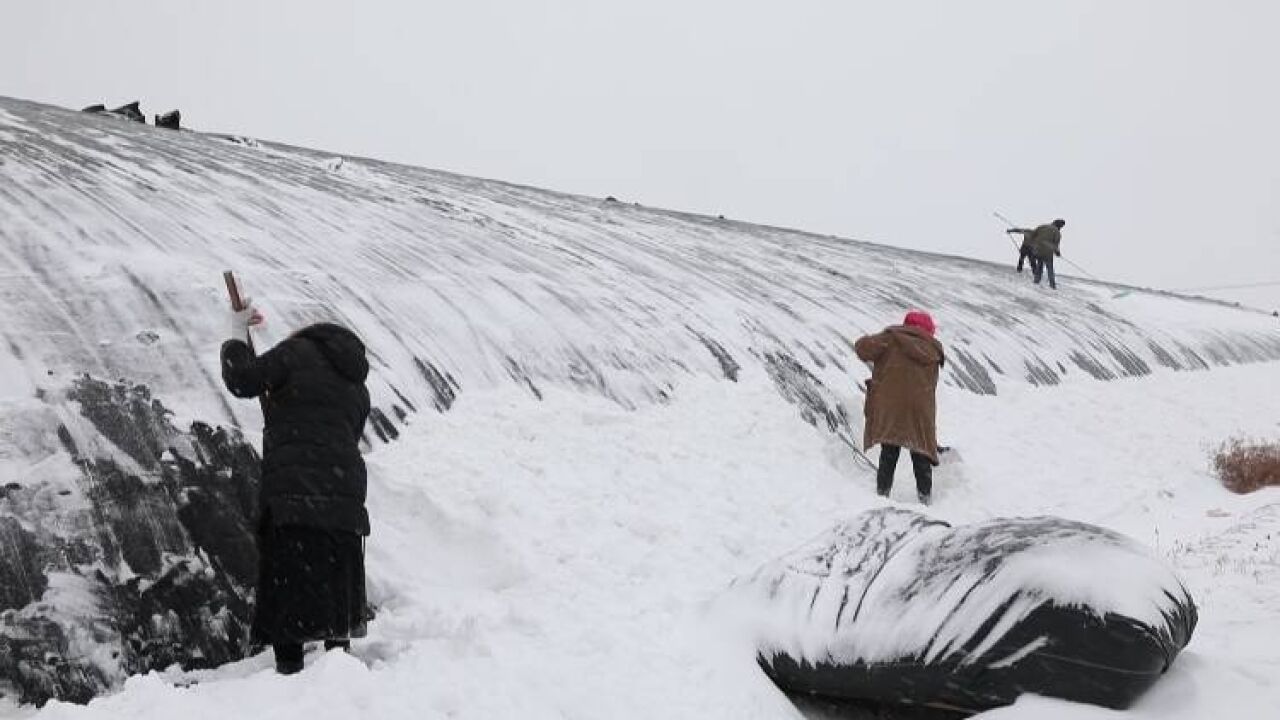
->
[221,301,372,675]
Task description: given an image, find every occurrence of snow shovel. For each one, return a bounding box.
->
[937,445,963,466]
[222,270,254,352]
[223,270,267,410]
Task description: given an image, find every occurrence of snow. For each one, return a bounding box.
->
[2,96,1279,438]
[732,508,1193,671]
[0,96,1278,717]
[16,361,1278,720]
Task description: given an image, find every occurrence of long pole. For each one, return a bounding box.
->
[994,211,1101,281]
[837,433,879,472]
[1058,256,1101,281]
[992,211,1022,252]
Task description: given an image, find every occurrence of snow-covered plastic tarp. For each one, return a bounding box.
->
[733,508,1197,712]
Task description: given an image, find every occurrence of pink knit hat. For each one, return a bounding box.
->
[903,310,936,337]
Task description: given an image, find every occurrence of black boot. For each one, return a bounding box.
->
[274,642,304,675]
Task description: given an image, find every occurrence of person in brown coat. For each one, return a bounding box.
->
[854,311,945,504]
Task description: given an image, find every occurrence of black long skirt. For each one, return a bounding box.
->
[251,523,368,645]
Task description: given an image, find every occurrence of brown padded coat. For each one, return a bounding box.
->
[854,325,946,464]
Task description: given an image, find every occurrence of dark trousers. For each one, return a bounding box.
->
[273,639,350,673]
[876,444,933,497]
[1016,247,1041,274]
[252,522,367,647]
[1033,255,1057,289]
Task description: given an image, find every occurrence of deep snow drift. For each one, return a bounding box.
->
[0,96,1278,716]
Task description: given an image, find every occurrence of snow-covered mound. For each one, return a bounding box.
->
[0,93,1276,709]
[732,508,1196,712]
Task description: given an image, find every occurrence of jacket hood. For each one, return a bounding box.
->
[887,325,944,366]
[294,323,369,383]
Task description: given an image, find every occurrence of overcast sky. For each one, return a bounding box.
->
[5,1,1279,309]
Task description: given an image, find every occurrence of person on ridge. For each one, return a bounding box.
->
[221,300,372,675]
[1009,228,1041,276]
[1007,218,1065,289]
[854,311,945,505]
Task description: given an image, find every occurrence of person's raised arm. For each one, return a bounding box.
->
[221,338,295,398]
[219,298,291,399]
[854,332,889,365]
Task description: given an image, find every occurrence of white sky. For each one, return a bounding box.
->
[4,1,1279,310]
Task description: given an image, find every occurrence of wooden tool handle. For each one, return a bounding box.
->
[223,270,245,311]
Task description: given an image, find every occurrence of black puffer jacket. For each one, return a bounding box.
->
[221,323,372,535]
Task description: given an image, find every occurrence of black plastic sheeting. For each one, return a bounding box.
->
[740,508,1197,714]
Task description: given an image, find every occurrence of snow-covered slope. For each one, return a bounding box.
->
[1,96,1278,717]
[2,96,1277,426]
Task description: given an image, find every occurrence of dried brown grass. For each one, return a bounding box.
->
[1212,438,1280,494]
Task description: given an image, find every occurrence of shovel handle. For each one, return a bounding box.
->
[223,270,245,311]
